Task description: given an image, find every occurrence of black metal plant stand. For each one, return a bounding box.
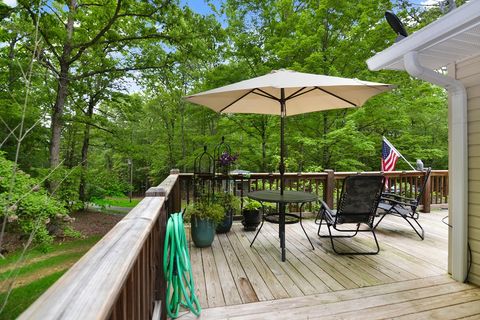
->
[193,145,214,202]
[213,137,235,233]
[213,136,234,191]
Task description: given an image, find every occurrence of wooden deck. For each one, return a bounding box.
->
[182,210,480,319]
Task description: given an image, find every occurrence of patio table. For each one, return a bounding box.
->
[247,190,318,261]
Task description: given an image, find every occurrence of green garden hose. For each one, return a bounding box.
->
[163,212,201,318]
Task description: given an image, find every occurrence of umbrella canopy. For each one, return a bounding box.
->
[185,69,393,116]
[185,69,392,196]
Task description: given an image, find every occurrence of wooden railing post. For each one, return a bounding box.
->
[324,169,334,208]
[422,171,432,213]
[170,169,181,213]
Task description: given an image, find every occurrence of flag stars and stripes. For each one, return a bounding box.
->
[382,139,400,172]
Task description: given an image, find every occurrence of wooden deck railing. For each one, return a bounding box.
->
[18,169,447,320]
[19,170,181,320]
[178,170,449,213]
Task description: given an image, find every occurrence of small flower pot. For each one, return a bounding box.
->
[216,208,233,234]
[242,209,261,231]
[191,216,216,247]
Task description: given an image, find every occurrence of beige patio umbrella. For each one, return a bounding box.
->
[185,69,392,260]
[186,69,393,194]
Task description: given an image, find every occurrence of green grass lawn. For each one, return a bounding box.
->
[0,271,66,320]
[91,196,142,208]
[0,236,101,319]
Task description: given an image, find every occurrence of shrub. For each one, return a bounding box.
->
[0,153,71,246]
[184,199,224,225]
[85,169,130,201]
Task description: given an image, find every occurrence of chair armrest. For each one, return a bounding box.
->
[319,200,335,221]
[381,197,418,208]
[382,193,416,203]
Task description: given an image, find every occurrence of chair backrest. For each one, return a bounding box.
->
[336,175,385,226]
[416,168,432,203]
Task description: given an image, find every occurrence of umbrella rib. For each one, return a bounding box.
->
[314,87,358,107]
[219,89,256,113]
[253,88,280,101]
[286,87,314,100]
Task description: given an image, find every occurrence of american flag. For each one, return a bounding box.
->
[381,138,400,172]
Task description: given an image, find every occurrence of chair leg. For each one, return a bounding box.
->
[328,226,380,255]
[373,211,387,229]
[317,211,326,236]
[318,222,360,238]
[250,218,265,247]
[326,223,340,254]
[314,208,322,225]
[299,211,314,250]
[404,217,425,240]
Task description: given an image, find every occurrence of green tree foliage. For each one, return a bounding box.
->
[0,0,452,210]
[0,153,69,245]
[196,0,449,173]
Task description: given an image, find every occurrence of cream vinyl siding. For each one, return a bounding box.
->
[457,54,480,285]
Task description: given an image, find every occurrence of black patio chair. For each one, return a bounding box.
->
[316,175,385,255]
[374,169,431,240]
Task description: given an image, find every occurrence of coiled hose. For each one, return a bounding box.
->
[163,212,201,318]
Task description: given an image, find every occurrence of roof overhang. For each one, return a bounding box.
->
[367,0,480,71]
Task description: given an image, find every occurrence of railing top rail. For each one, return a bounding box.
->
[179,172,329,178]
[334,170,432,178]
[147,171,181,197]
[179,170,446,179]
[19,173,180,320]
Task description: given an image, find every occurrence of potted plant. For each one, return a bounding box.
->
[217,151,238,174]
[184,199,224,247]
[214,192,240,233]
[242,198,262,231]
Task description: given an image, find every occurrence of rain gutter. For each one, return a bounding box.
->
[404,51,468,282]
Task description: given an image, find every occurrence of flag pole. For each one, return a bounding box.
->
[383,136,417,171]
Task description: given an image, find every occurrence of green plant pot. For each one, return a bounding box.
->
[216,208,233,234]
[191,216,216,247]
[242,209,261,231]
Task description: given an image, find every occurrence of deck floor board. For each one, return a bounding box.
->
[180,210,480,319]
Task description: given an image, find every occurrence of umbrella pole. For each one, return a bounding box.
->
[280,89,286,261]
[280,90,286,195]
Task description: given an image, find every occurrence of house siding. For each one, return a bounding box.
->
[457,54,480,285]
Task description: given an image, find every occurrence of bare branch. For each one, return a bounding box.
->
[0,123,21,148]
[22,4,61,61]
[45,3,67,27]
[0,116,19,141]
[77,2,104,8]
[94,33,176,46]
[69,0,123,63]
[21,116,45,141]
[67,118,114,134]
[23,45,60,76]
[73,63,171,80]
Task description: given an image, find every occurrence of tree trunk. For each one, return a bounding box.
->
[65,123,78,168]
[49,65,69,170]
[49,0,75,192]
[79,101,94,202]
[322,113,328,168]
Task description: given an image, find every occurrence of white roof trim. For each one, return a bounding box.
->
[367,0,480,71]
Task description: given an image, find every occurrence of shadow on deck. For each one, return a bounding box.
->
[182,210,480,319]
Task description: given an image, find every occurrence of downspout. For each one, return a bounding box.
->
[404,51,468,282]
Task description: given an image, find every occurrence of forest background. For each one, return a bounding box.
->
[0,0,462,244]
